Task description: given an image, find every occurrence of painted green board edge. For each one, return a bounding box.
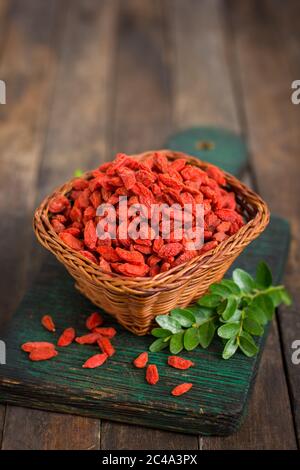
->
[165,127,248,176]
[0,215,290,436]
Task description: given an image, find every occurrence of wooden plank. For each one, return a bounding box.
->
[0,0,15,446]
[1,0,118,450]
[2,408,99,450]
[0,0,64,326]
[100,0,197,449]
[171,0,239,132]
[0,0,66,450]
[228,0,300,447]
[171,0,296,449]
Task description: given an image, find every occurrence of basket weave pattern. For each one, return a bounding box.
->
[33,151,270,335]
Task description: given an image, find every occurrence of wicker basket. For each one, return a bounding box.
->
[33,150,270,335]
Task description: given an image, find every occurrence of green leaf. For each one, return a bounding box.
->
[268,287,292,307]
[184,327,200,351]
[198,321,217,348]
[256,261,272,288]
[220,279,241,295]
[151,328,172,338]
[197,294,222,308]
[279,288,292,306]
[222,308,242,323]
[233,268,255,292]
[170,308,195,327]
[243,318,264,336]
[252,294,274,321]
[238,332,259,357]
[221,297,238,321]
[222,337,238,359]
[169,332,184,354]
[217,322,240,339]
[246,304,268,325]
[74,168,84,177]
[149,338,170,352]
[189,306,215,324]
[209,283,232,298]
[155,315,181,334]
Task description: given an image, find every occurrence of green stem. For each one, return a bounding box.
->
[236,309,246,344]
[245,285,284,300]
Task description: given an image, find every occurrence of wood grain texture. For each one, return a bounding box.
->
[171,0,239,132]
[0,0,65,449]
[0,0,118,450]
[228,0,300,447]
[2,408,100,450]
[0,0,15,445]
[0,0,64,326]
[99,0,196,450]
[171,0,296,449]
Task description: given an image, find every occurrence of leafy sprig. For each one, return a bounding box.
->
[150,262,291,359]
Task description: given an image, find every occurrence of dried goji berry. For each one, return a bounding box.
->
[169,158,187,172]
[133,352,148,368]
[70,205,82,223]
[57,327,76,347]
[86,312,103,330]
[97,336,115,357]
[148,255,161,267]
[168,356,194,370]
[51,218,65,233]
[206,164,226,186]
[99,257,112,273]
[153,237,164,254]
[84,220,97,250]
[77,188,91,210]
[160,262,171,272]
[115,247,144,265]
[59,232,84,251]
[153,152,169,173]
[75,333,100,344]
[83,206,96,224]
[158,242,183,259]
[82,353,108,369]
[21,342,56,353]
[41,315,56,332]
[199,240,218,254]
[72,178,89,191]
[118,166,136,190]
[213,232,228,242]
[48,195,70,213]
[112,262,149,277]
[146,364,159,385]
[97,245,120,262]
[93,327,116,338]
[149,265,160,276]
[171,383,193,396]
[79,250,98,264]
[61,227,81,237]
[29,347,58,361]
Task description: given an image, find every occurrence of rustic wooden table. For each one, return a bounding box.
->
[0,0,299,450]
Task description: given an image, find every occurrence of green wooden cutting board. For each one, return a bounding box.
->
[0,215,290,436]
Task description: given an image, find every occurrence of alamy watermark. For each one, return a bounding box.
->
[291,340,300,365]
[291,80,300,104]
[0,340,6,364]
[0,80,6,104]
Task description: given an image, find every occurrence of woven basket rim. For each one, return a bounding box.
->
[33,150,270,291]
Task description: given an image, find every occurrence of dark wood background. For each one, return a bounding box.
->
[0,0,299,450]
